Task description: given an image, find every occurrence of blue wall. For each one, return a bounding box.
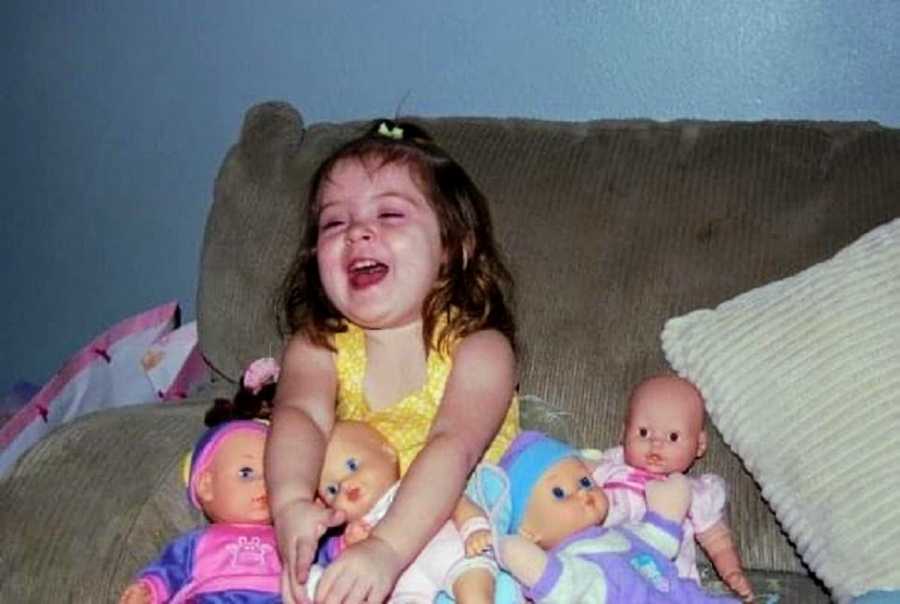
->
[3,1,899,393]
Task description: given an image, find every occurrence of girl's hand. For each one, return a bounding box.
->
[275,499,345,604]
[314,534,403,604]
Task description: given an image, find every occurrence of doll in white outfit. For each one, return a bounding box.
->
[591,374,753,601]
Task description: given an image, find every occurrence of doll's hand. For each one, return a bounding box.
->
[274,499,345,604]
[119,582,152,604]
[645,472,691,523]
[464,528,492,557]
[497,534,548,589]
[723,569,754,602]
[344,519,372,546]
[315,534,403,604]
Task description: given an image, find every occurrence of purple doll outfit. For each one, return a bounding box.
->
[497,432,737,604]
[525,512,736,603]
[593,445,728,581]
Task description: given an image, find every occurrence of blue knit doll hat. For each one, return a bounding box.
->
[499,431,577,533]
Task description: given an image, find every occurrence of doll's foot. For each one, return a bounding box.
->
[645,472,691,522]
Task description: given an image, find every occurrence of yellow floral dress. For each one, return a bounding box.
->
[333,322,519,475]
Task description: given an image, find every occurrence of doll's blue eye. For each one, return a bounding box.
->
[579,476,593,489]
[552,486,566,500]
[346,458,359,472]
[325,484,338,497]
[238,466,255,479]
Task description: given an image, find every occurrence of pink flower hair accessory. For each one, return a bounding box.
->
[243,357,280,395]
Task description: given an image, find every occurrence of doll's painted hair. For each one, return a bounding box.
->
[279,119,516,354]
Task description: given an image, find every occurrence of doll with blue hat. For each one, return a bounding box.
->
[467,431,739,603]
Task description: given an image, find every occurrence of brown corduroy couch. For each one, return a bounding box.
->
[3,101,899,602]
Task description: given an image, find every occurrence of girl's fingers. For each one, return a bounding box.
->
[344,578,371,604]
[281,569,297,604]
[315,562,339,603]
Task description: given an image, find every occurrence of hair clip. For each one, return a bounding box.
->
[377,121,404,141]
[243,357,280,394]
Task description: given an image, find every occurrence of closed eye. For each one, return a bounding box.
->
[378,211,404,220]
[319,219,345,232]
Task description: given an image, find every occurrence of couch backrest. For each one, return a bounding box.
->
[198,101,900,573]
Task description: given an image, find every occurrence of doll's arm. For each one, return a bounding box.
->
[119,531,200,603]
[453,494,492,556]
[500,534,615,603]
[497,534,549,589]
[344,519,373,546]
[697,520,753,601]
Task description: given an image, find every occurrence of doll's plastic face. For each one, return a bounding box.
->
[518,456,608,550]
[315,157,445,331]
[318,421,400,522]
[623,375,708,475]
[196,430,270,524]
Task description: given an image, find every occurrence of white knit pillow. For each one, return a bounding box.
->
[662,218,900,603]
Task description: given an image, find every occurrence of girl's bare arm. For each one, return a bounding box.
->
[373,328,516,564]
[267,335,342,603]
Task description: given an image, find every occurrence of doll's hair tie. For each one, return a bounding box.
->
[243,357,280,395]
[376,121,404,141]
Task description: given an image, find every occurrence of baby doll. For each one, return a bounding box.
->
[591,374,752,599]
[472,431,739,603]
[119,419,291,603]
[317,420,494,603]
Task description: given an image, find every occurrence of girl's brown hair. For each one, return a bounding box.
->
[279,119,515,354]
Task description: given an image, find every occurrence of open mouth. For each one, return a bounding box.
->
[348,259,389,289]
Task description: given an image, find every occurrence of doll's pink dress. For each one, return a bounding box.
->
[133,523,280,603]
[592,446,727,582]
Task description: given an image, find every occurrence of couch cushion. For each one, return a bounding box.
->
[663,218,900,601]
[199,102,900,580]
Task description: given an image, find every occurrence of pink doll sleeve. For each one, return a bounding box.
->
[689,473,728,534]
[588,446,622,486]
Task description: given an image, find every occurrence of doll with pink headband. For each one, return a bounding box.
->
[591,374,752,600]
[119,359,319,604]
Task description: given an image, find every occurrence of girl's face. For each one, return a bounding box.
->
[315,157,444,330]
